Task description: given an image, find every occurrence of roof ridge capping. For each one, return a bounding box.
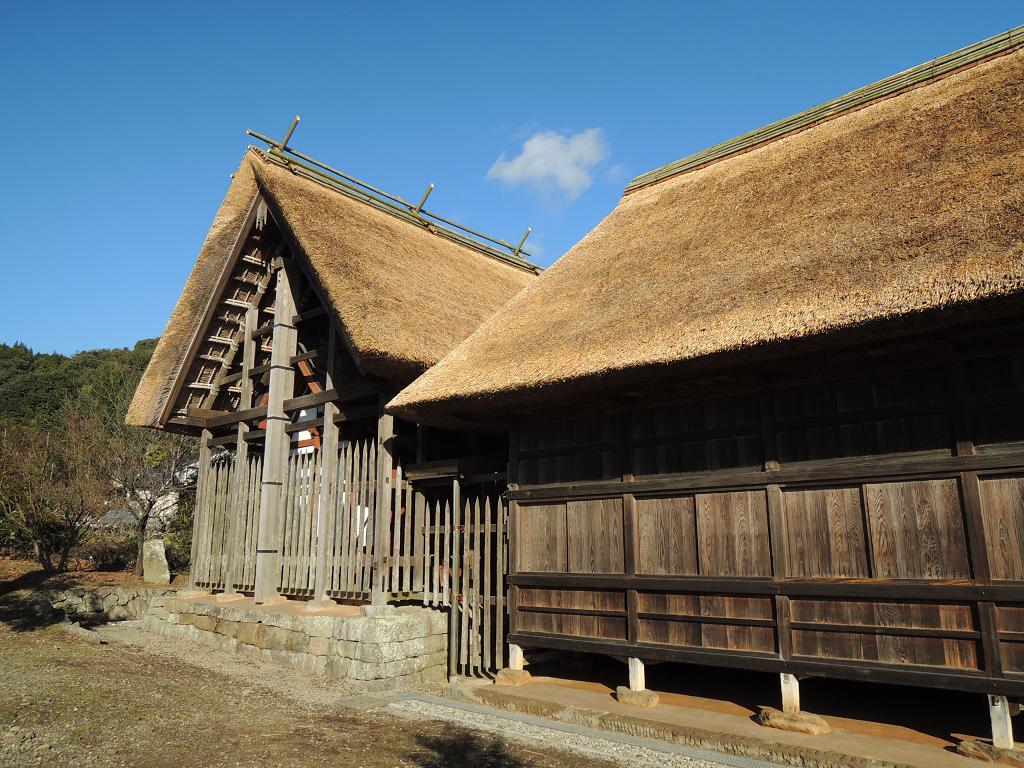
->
[627,23,1024,193]
[244,134,541,275]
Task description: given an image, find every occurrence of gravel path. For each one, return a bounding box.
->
[387,698,775,768]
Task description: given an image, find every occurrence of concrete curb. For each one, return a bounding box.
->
[441,684,920,768]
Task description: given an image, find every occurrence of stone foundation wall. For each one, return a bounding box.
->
[143,597,448,691]
[25,587,177,623]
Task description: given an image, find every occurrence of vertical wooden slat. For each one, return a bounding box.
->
[433,496,443,606]
[448,480,460,679]
[473,493,483,674]
[402,467,413,593]
[372,399,394,605]
[483,491,493,671]
[496,494,506,670]
[460,489,471,670]
[414,488,426,598]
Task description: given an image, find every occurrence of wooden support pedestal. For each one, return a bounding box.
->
[781,673,800,714]
[629,657,646,692]
[990,695,1015,750]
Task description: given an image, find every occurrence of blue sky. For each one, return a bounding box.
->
[1,2,1021,355]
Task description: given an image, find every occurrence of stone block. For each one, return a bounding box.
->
[102,594,119,612]
[150,596,166,608]
[194,615,217,632]
[360,605,397,618]
[147,607,169,621]
[143,540,171,585]
[308,636,330,657]
[216,620,238,638]
[354,637,426,664]
[615,687,659,708]
[325,657,350,679]
[496,669,532,687]
[235,622,265,648]
[312,656,327,676]
[291,631,309,654]
[756,708,830,735]
[263,626,293,652]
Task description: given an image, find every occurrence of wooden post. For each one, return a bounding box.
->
[448,476,461,682]
[220,306,257,599]
[508,643,524,671]
[781,673,800,714]
[370,395,394,606]
[254,263,296,605]
[184,429,214,595]
[990,695,1015,750]
[309,322,339,610]
[628,657,645,692]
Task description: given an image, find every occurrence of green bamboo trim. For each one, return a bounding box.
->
[627,25,1024,193]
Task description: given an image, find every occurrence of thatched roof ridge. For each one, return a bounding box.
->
[128,149,536,428]
[389,42,1024,425]
[627,23,1024,192]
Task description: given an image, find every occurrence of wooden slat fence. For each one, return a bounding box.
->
[193,439,513,678]
[325,437,377,598]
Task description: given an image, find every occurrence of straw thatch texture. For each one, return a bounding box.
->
[390,46,1024,424]
[248,152,535,382]
[127,149,535,428]
[127,159,259,428]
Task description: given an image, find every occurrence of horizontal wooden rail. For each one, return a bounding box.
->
[508,447,1024,501]
[508,631,1024,696]
[637,612,777,628]
[788,622,981,640]
[519,606,625,618]
[508,572,1024,601]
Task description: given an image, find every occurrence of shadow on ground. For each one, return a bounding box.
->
[410,723,525,768]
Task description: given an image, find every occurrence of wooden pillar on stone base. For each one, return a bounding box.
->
[780,673,800,714]
[308,322,339,611]
[990,695,1015,750]
[254,262,296,605]
[628,657,645,692]
[370,395,394,607]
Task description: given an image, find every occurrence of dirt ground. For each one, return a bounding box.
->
[0,567,625,768]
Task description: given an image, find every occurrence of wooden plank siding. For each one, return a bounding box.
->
[506,349,1024,695]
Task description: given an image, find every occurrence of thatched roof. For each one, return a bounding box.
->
[128,149,536,428]
[389,38,1024,426]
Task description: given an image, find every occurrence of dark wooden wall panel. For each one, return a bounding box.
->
[980,476,1024,581]
[864,479,971,579]
[566,498,624,574]
[636,496,698,575]
[790,599,978,669]
[996,605,1024,673]
[517,588,626,640]
[517,504,567,573]
[696,491,771,577]
[784,488,869,578]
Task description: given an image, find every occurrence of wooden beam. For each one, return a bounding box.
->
[507,631,1024,696]
[289,346,325,365]
[371,395,394,606]
[506,447,1024,502]
[292,305,327,323]
[309,321,340,609]
[254,263,298,604]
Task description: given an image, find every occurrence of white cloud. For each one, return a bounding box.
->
[487,128,609,201]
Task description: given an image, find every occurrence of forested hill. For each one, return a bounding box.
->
[0,339,158,429]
